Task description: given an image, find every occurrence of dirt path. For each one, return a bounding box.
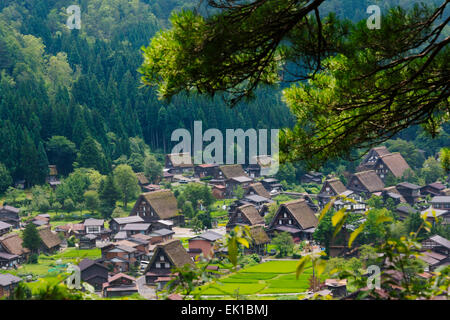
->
[136,276,156,300]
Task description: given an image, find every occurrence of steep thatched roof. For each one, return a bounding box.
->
[282,199,318,230]
[0,233,29,256]
[246,182,271,199]
[249,226,270,245]
[166,153,193,168]
[324,178,347,195]
[38,226,62,250]
[379,153,410,178]
[151,239,194,269]
[219,164,247,179]
[350,170,384,193]
[371,146,391,157]
[135,172,149,185]
[237,204,265,226]
[141,190,179,219]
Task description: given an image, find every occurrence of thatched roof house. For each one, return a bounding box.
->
[357,146,391,171]
[135,172,149,185]
[0,233,30,257]
[165,153,193,169]
[144,239,194,284]
[245,182,271,199]
[218,164,248,179]
[347,170,385,196]
[249,226,270,245]
[226,204,265,230]
[268,199,318,241]
[130,190,182,225]
[377,153,411,178]
[38,226,62,253]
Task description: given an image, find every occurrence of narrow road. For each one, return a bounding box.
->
[136,276,156,300]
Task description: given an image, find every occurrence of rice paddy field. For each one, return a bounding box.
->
[193,260,315,298]
[0,248,102,278]
[0,247,103,295]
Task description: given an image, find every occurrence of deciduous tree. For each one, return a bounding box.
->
[113,164,140,209]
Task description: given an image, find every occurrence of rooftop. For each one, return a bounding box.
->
[84,218,104,226]
[0,273,22,286]
[112,216,144,225]
[149,228,175,237]
[431,196,450,203]
[123,223,151,231]
[189,230,223,242]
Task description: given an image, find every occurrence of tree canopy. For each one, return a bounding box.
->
[140,0,449,168]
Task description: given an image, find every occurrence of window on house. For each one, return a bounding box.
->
[160,255,164,261]
[279,220,282,225]
[288,220,292,225]
[165,263,170,269]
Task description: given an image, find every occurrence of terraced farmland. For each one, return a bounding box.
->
[193,260,314,297]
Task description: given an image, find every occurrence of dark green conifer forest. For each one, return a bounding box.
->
[0,0,448,186]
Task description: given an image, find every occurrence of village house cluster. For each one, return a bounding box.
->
[0,146,449,299]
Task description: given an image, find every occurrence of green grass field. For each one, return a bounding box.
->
[4,248,102,278]
[193,260,313,298]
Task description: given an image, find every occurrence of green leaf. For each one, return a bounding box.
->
[331,208,346,227]
[348,222,366,248]
[315,259,327,277]
[237,237,249,248]
[296,256,310,279]
[376,215,392,224]
[228,238,238,267]
[318,198,335,222]
[332,209,348,239]
[423,219,432,229]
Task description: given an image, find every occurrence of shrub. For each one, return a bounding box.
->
[292,252,302,259]
[28,253,39,264]
[63,199,76,212]
[67,236,76,247]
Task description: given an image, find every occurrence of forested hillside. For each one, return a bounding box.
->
[0,0,293,186]
[0,0,448,187]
